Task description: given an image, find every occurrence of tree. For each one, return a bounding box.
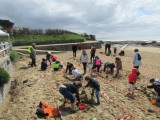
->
[0,19,14,30]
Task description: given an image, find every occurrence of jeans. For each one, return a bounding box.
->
[59,87,75,103]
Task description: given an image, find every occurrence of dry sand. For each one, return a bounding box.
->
[1,45,160,120]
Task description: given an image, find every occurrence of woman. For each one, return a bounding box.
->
[80,50,89,74]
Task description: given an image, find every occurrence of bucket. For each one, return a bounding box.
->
[78,103,87,110]
[151,99,156,104]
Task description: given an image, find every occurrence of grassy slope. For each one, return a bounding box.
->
[11,33,85,43]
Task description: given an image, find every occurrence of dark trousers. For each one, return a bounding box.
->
[73,51,76,57]
[82,62,87,73]
[31,59,36,67]
[90,54,95,63]
[134,66,140,76]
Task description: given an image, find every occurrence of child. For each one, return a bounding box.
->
[71,68,83,81]
[52,61,63,71]
[51,55,57,62]
[113,47,117,56]
[103,62,115,74]
[59,81,82,112]
[66,62,74,74]
[90,46,96,63]
[41,58,48,70]
[119,50,125,56]
[46,51,51,65]
[92,56,102,75]
[128,68,137,95]
[83,76,100,105]
[114,57,122,78]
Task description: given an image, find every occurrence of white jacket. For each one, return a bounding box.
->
[133,52,142,66]
[80,54,89,63]
[72,69,81,78]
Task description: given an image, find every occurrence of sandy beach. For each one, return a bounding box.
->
[1,45,160,120]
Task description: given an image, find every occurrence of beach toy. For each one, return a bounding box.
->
[78,103,87,110]
[92,116,98,120]
[151,98,156,104]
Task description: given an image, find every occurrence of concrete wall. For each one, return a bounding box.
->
[35,41,102,51]
[12,39,85,46]
[0,56,12,114]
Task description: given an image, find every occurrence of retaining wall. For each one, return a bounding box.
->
[0,56,12,114]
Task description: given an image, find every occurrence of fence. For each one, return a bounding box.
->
[0,42,10,57]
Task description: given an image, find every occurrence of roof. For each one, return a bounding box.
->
[0,30,9,36]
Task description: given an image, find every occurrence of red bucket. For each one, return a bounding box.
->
[78,103,87,110]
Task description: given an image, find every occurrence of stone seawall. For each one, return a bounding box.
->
[0,56,13,115]
[12,39,85,46]
[35,41,102,51]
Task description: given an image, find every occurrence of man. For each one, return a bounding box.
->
[72,44,77,58]
[59,82,82,112]
[147,78,160,102]
[133,49,142,77]
[83,76,100,105]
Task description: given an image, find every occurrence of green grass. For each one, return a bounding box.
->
[11,34,85,43]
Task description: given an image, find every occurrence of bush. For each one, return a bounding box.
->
[10,51,18,62]
[0,68,10,86]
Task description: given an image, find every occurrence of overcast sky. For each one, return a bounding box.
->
[1,0,160,40]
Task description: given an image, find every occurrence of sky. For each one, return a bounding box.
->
[0,0,160,40]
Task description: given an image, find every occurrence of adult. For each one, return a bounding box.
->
[80,50,89,74]
[133,49,142,77]
[59,82,82,111]
[103,62,115,74]
[72,44,77,58]
[83,76,100,105]
[147,78,160,102]
[90,46,96,63]
[28,46,36,67]
[105,43,108,54]
[66,62,74,74]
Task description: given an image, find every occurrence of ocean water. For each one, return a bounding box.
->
[97,36,160,42]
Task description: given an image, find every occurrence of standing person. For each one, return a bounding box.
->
[28,46,36,67]
[113,47,117,56]
[66,62,74,74]
[46,51,51,65]
[72,44,77,58]
[108,44,111,55]
[133,49,142,77]
[128,68,137,95]
[147,78,160,102]
[105,43,108,54]
[90,46,96,63]
[91,56,102,75]
[41,58,48,71]
[59,82,82,112]
[83,76,100,105]
[114,57,122,78]
[80,50,89,74]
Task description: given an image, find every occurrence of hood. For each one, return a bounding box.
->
[132,68,137,74]
[95,56,99,59]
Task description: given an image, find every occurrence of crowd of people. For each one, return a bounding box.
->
[28,42,160,116]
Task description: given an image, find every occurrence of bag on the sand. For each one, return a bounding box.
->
[36,108,48,118]
[137,53,142,60]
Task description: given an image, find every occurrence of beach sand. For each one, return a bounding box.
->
[1,45,160,120]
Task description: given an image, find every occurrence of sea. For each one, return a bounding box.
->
[96,36,160,42]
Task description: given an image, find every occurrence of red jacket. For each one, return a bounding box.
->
[128,68,137,83]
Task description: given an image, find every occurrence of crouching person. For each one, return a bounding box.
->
[59,82,82,112]
[72,67,83,80]
[53,61,63,71]
[147,78,160,102]
[103,62,115,74]
[83,76,100,105]
[41,58,48,71]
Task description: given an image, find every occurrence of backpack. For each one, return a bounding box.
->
[137,53,142,60]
